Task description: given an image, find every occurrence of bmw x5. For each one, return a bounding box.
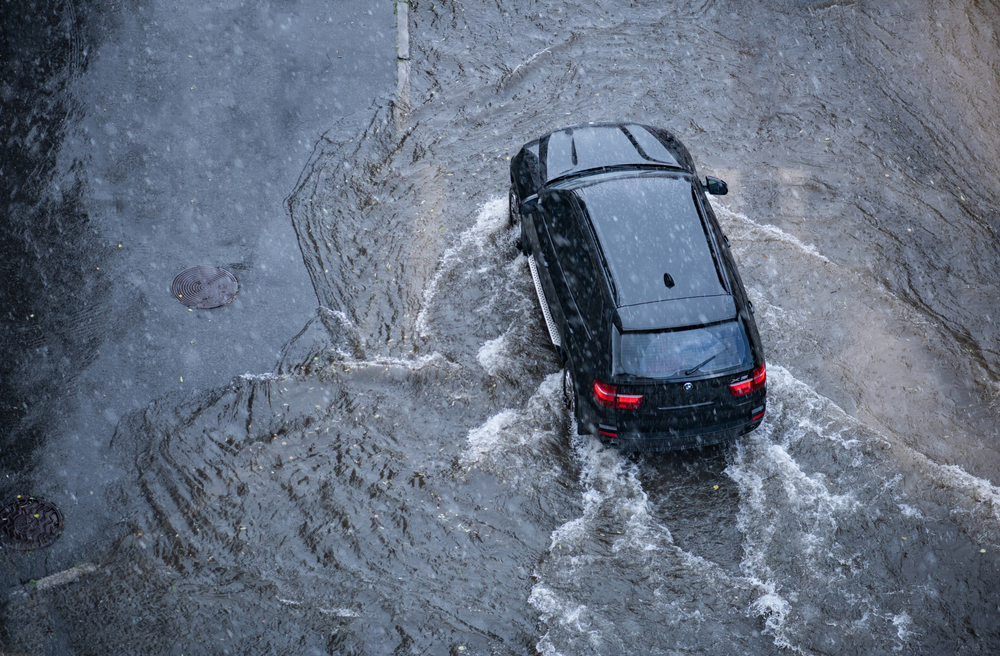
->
[510,122,766,450]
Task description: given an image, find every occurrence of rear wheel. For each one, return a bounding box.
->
[563,364,578,423]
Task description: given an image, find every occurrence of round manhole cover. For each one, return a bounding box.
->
[171,266,239,309]
[0,497,65,551]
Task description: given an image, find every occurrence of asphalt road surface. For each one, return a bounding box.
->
[1,0,395,584]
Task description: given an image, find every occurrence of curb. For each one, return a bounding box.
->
[396,1,410,61]
[395,1,411,125]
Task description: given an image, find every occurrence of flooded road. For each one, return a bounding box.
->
[1,0,395,604]
[4,0,1000,653]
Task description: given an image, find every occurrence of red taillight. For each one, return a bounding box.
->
[593,380,618,407]
[593,380,644,410]
[616,393,644,410]
[730,362,766,397]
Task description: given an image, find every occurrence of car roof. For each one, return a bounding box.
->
[573,174,727,312]
[524,123,694,188]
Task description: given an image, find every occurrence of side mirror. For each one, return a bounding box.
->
[704,176,728,196]
[519,195,540,215]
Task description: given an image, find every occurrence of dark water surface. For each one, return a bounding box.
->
[4,0,1000,654]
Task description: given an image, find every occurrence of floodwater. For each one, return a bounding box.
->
[4,0,1000,654]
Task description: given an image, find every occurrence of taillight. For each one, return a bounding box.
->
[730,362,766,397]
[593,381,644,409]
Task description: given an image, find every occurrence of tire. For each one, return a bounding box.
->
[508,185,518,228]
[563,364,578,421]
[509,185,526,252]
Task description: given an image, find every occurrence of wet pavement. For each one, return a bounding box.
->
[3,0,1000,653]
[1,0,394,624]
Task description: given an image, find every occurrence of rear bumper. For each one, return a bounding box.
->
[603,415,763,452]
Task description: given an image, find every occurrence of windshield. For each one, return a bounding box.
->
[614,320,751,379]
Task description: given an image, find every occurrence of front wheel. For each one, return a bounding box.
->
[508,186,519,228]
[509,186,525,252]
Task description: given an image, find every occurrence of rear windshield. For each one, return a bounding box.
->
[614,320,751,379]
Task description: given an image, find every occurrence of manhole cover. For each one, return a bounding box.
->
[171,266,239,309]
[0,497,64,551]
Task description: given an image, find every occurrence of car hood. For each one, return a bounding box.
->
[615,294,738,331]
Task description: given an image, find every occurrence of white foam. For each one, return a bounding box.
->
[749,582,794,650]
[321,307,354,327]
[470,195,510,248]
[711,199,830,263]
[557,433,673,555]
[919,461,1000,545]
[477,334,507,375]
[463,409,523,461]
[726,364,880,650]
[529,428,775,654]
[318,607,360,618]
[329,350,458,372]
[460,372,563,468]
[528,584,598,644]
[416,195,508,336]
[507,46,553,81]
[528,585,586,656]
[764,442,859,516]
[239,371,289,382]
[892,612,914,647]
[528,360,1000,653]
[529,430,682,653]
[935,463,1000,516]
[747,289,800,329]
[725,362,1000,652]
[769,364,1000,545]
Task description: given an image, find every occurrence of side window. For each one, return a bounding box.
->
[548,196,604,326]
[574,257,604,326]
[701,196,747,303]
[692,188,729,289]
[514,146,542,197]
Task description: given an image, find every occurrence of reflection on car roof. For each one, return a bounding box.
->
[575,175,725,307]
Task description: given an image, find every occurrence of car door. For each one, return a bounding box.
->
[539,191,593,350]
[526,192,569,342]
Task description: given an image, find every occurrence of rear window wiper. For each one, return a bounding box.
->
[684,351,721,376]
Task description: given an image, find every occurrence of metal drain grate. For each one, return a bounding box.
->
[171,266,239,309]
[0,497,64,551]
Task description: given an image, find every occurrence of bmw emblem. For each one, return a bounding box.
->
[683,382,693,391]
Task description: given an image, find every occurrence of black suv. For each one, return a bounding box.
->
[510,122,766,450]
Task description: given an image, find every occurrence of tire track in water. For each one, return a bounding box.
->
[287,106,447,358]
[526,425,771,655]
[524,358,1000,655]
